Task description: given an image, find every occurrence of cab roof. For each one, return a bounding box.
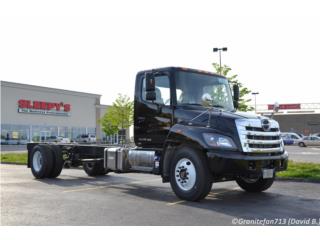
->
[137,66,224,78]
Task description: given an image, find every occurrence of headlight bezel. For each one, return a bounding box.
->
[202,133,237,150]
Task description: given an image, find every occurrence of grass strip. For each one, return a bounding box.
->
[1,153,28,164]
[277,161,320,181]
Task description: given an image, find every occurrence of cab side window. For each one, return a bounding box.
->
[142,75,171,106]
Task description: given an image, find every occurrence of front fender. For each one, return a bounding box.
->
[161,124,217,181]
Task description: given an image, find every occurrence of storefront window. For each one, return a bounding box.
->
[31,125,58,142]
[71,127,87,141]
[1,124,29,144]
[1,124,97,144]
[57,127,71,139]
[102,133,119,144]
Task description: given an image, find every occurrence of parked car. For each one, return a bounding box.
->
[57,136,71,143]
[6,139,19,145]
[281,132,302,140]
[18,139,29,145]
[297,136,320,147]
[76,134,96,143]
[280,137,294,145]
[42,136,59,143]
[41,136,70,143]
[280,133,299,145]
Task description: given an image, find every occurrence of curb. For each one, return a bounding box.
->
[276,177,320,183]
[0,162,27,165]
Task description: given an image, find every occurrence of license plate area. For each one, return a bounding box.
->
[262,168,274,179]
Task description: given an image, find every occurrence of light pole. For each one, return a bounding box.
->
[252,92,259,113]
[271,102,280,119]
[213,47,228,74]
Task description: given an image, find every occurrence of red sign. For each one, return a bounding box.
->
[268,103,301,110]
[18,99,71,116]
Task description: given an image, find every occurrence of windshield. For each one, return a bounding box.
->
[175,70,234,111]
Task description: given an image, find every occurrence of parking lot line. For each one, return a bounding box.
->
[166,200,186,206]
[211,187,240,196]
[166,187,240,206]
[62,178,159,193]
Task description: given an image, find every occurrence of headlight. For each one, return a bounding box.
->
[203,133,237,150]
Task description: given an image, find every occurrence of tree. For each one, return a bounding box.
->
[212,63,254,112]
[100,94,134,143]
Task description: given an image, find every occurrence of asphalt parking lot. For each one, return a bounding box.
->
[1,164,319,226]
[285,146,320,163]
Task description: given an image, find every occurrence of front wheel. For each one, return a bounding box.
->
[236,176,274,192]
[170,147,212,201]
[298,142,306,147]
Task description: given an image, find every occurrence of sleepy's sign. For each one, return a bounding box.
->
[17,99,71,116]
[267,103,301,110]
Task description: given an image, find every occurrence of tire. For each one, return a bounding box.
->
[236,176,274,192]
[30,145,54,179]
[47,145,64,178]
[298,142,306,147]
[83,161,108,176]
[170,147,212,201]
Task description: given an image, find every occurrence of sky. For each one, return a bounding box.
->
[1,0,319,106]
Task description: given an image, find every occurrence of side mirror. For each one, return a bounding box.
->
[145,72,156,101]
[201,93,213,107]
[202,93,213,102]
[233,84,240,109]
[145,72,155,92]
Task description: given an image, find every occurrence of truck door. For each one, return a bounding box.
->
[134,73,173,148]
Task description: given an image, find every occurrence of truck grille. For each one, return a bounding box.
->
[247,135,280,140]
[245,126,279,132]
[235,118,284,153]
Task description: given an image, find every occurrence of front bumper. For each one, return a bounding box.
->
[206,150,288,179]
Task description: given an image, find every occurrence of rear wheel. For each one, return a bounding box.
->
[47,145,64,178]
[30,145,54,179]
[236,176,274,192]
[83,161,108,176]
[170,147,212,201]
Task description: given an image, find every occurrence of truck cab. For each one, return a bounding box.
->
[134,67,236,147]
[134,67,288,199]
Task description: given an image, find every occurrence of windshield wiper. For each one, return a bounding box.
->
[211,104,224,108]
[180,103,203,106]
[181,103,225,108]
[188,104,230,127]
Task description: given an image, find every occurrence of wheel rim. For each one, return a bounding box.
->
[86,163,94,169]
[174,158,196,191]
[33,151,43,172]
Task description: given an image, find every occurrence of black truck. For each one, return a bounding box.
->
[27,67,288,201]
